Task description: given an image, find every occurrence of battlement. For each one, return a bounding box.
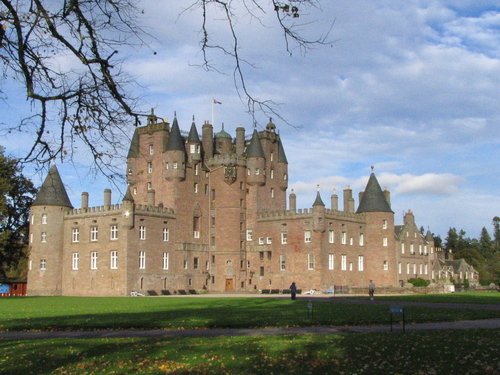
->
[206,154,246,168]
[66,203,175,218]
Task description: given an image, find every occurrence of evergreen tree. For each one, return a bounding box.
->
[0,147,36,279]
[479,227,493,257]
[493,216,500,252]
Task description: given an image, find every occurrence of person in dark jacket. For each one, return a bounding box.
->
[290,282,297,300]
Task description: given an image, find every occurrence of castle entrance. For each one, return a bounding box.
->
[225,278,234,291]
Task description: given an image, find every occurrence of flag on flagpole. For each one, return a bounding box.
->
[213,98,222,105]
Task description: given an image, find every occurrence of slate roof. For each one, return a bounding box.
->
[313,191,325,207]
[166,116,185,151]
[187,117,201,143]
[123,186,134,202]
[356,173,393,213]
[32,165,73,208]
[246,129,265,158]
[215,124,231,139]
[127,129,139,159]
[277,137,288,163]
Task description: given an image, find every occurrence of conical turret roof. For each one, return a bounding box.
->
[246,129,265,158]
[187,117,200,143]
[425,230,434,242]
[166,116,185,151]
[123,186,134,202]
[356,173,393,213]
[313,191,325,207]
[277,137,288,163]
[127,129,139,158]
[215,124,231,139]
[32,165,73,208]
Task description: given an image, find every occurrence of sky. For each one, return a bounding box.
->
[2,1,499,240]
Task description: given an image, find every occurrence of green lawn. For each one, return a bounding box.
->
[377,290,500,304]
[0,293,499,332]
[1,330,499,374]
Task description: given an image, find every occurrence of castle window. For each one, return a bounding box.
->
[190,144,197,154]
[147,182,152,190]
[406,263,410,274]
[194,257,199,269]
[166,162,169,170]
[193,217,200,238]
[139,226,146,240]
[341,255,347,271]
[194,183,198,193]
[266,237,272,244]
[72,253,79,270]
[173,162,178,169]
[259,266,264,276]
[359,233,364,246]
[246,229,253,241]
[329,230,335,244]
[41,232,47,243]
[328,254,334,270]
[419,245,422,255]
[271,188,275,198]
[259,251,264,261]
[133,187,137,195]
[281,232,287,244]
[424,264,428,275]
[382,219,387,229]
[419,264,423,274]
[90,226,98,242]
[128,168,132,175]
[206,260,210,270]
[255,168,260,175]
[267,251,272,260]
[205,184,209,195]
[270,169,274,179]
[163,228,169,242]
[72,228,80,243]
[398,262,402,274]
[280,255,286,271]
[139,251,146,269]
[349,262,353,271]
[350,237,354,246]
[410,244,414,254]
[284,173,288,181]
[149,144,154,155]
[162,252,169,270]
[401,243,405,254]
[424,245,428,255]
[341,231,347,245]
[383,237,388,247]
[259,237,265,245]
[90,251,98,270]
[110,225,118,240]
[307,253,315,270]
[383,260,389,271]
[31,214,35,225]
[270,152,274,162]
[41,214,47,224]
[40,258,47,270]
[358,255,364,271]
[247,168,251,176]
[413,263,416,275]
[194,164,199,175]
[188,278,192,286]
[304,231,312,243]
[30,233,33,243]
[110,251,118,269]
[147,162,153,174]
[183,260,188,270]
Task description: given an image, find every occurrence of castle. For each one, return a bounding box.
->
[26,113,478,296]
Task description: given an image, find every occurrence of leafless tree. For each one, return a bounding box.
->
[0,0,332,178]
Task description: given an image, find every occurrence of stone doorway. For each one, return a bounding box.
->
[225,278,234,291]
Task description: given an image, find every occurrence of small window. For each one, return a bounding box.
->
[162,252,169,270]
[255,168,260,175]
[271,188,275,198]
[246,230,253,241]
[341,255,347,271]
[307,254,314,270]
[270,170,274,179]
[304,230,312,243]
[383,237,388,247]
[163,228,169,242]
[110,251,118,269]
[281,232,287,244]
[259,237,265,245]
[266,237,272,244]
[359,233,364,246]
[41,232,47,243]
[383,260,389,271]
[90,226,98,242]
[328,254,334,270]
[41,214,47,224]
[72,228,80,243]
[280,255,286,271]
[147,182,152,190]
[40,259,47,270]
[401,243,405,254]
[398,262,402,274]
[184,260,188,270]
[382,219,388,229]
[139,251,146,269]
[139,226,146,240]
[149,144,154,155]
[90,251,98,270]
[194,164,199,175]
[341,231,347,245]
[194,257,199,270]
[72,253,79,270]
[329,230,335,244]
[110,225,118,240]
[358,255,364,271]
[194,183,198,193]
[259,266,265,276]
[173,162,178,169]
[147,162,153,174]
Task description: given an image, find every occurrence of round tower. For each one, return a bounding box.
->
[164,115,186,181]
[246,129,266,186]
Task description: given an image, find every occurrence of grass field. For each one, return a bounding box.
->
[0,292,499,331]
[0,292,498,374]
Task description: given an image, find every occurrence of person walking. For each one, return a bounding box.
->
[290,282,297,300]
[369,280,375,300]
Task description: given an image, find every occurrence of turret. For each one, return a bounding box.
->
[246,129,266,186]
[312,189,326,232]
[214,124,232,155]
[27,165,73,295]
[331,190,339,210]
[164,115,186,181]
[236,127,245,156]
[122,186,135,229]
[187,116,201,164]
[275,137,288,191]
[202,121,214,159]
[343,186,355,213]
[289,189,296,212]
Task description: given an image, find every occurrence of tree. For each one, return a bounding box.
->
[479,227,493,257]
[493,216,500,252]
[0,0,332,177]
[0,146,37,279]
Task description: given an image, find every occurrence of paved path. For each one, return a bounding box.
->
[1,318,499,341]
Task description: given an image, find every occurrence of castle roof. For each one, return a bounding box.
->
[166,116,185,151]
[425,230,434,242]
[246,129,265,158]
[313,191,325,207]
[215,124,231,139]
[356,172,393,213]
[187,117,201,143]
[277,137,288,163]
[123,186,134,202]
[127,129,139,159]
[32,165,73,208]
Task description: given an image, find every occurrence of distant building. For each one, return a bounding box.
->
[26,113,478,295]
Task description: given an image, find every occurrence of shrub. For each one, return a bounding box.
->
[408,278,430,287]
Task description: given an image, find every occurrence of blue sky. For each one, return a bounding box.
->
[2,1,499,239]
